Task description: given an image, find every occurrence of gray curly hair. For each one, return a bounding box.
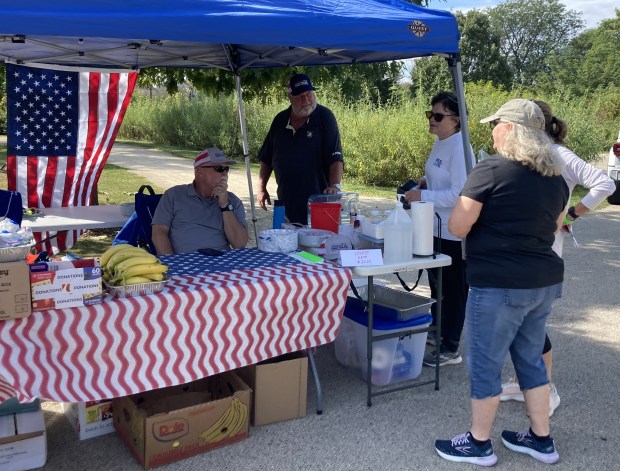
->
[499,123,564,177]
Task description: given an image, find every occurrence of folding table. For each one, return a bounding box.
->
[348,254,452,406]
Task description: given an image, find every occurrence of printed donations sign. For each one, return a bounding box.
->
[30,259,102,310]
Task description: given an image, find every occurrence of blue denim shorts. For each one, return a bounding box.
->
[465,284,561,399]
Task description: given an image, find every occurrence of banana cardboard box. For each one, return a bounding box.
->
[29,259,102,311]
[113,372,251,469]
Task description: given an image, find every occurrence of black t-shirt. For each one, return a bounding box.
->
[257,104,343,224]
[461,155,569,288]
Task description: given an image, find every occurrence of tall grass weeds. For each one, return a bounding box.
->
[119,83,619,187]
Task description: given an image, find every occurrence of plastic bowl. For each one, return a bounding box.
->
[257,229,298,253]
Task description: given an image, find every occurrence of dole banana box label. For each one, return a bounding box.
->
[30,259,102,310]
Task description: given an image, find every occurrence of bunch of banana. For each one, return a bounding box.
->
[99,244,168,286]
[199,396,248,443]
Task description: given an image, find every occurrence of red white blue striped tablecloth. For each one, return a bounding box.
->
[0,261,351,403]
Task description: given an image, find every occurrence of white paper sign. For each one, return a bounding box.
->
[339,249,383,267]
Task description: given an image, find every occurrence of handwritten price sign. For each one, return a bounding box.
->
[339,249,383,267]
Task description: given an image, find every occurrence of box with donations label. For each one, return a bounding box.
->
[30,259,102,311]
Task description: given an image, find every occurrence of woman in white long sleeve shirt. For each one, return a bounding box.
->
[404,91,474,367]
[500,100,616,415]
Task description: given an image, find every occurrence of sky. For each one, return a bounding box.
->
[435,0,618,29]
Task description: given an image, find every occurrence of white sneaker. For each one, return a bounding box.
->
[500,382,524,402]
[549,384,561,417]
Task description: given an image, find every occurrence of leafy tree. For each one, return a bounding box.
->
[489,0,584,86]
[138,61,404,105]
[411,9,512,99]
[543,10,620,96]
[458,10,512,87]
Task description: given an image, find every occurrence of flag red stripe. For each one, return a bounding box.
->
[61,156,76,208]
[6,156,17,192]
[42,157,58,207]
[26,156,39,208]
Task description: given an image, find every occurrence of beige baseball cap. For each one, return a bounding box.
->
[480,99,545,129]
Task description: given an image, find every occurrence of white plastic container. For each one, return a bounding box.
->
[257,229,298,253]
[334,301,431,386]
[360,219,385,239]
[382,201,413,264]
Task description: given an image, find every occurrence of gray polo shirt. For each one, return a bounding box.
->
[152,183,247,253]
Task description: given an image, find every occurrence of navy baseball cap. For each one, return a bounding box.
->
[288,74,316,96]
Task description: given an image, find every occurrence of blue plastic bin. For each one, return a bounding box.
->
[334,297,431,385]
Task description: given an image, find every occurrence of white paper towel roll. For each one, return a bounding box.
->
[410,201,434,256]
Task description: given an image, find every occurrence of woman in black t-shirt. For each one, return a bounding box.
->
[433,99,568,467]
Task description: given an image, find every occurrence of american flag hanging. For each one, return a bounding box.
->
[5,62,138,254]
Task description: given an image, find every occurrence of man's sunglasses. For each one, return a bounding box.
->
[200,165,230,173]
[489,119,501,129]
[425,111,456,122]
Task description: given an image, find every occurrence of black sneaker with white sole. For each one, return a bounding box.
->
[423,348,462,367]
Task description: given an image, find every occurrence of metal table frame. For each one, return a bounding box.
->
[349,254,452,406]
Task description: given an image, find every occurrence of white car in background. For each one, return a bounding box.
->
[608,130,620,204]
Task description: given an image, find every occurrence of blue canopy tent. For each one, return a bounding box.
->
[0,0,472,239]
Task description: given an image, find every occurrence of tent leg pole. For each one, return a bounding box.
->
[235,74,259,245]
[447,56,474,175]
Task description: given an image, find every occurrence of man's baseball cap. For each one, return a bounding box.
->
[193,147,237,168]
[288,73,316,96]
[480,99,545,130]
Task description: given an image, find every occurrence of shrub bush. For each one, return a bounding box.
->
[118,83,618,188]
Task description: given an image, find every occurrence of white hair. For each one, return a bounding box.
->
[499,123,564,177]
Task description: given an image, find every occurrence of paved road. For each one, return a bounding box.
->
[38,143,620,470]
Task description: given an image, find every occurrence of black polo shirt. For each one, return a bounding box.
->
[258,104,343,224]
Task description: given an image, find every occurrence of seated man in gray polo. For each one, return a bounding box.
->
[151,147,248,255]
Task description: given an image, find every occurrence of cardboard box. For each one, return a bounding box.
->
[0,406,47,471]
[0,261,32,321]
[114,372,251,469]
[62,400,114,440]
[29,259,102,311]
[237,352,308,426]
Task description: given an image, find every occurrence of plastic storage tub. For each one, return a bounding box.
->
[350,284,435,322]
[334,298,431,386]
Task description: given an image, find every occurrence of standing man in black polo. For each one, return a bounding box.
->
[257,73,344,225]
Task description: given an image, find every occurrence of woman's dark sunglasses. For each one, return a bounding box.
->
[425,110,456,122]
[489,119,501,129]
[200,165,230,173]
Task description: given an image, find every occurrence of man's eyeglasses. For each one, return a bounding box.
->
[200,165,230,173]
[425,111,456,122]
[489,119,501,129]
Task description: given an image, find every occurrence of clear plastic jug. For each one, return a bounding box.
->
[382,201,413,264]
